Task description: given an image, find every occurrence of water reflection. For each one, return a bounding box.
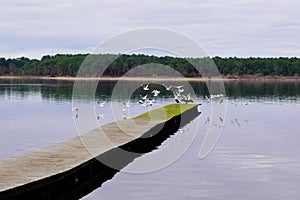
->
[0,79,299,102]
[223,80,300,99]
[1,79,300,199]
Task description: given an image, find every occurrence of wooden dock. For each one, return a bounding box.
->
[0,104,200,200]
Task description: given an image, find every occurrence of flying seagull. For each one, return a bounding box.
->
[177,88,184,94]
[152,89,160,97]
[163,84,172,91]
[140,94,148,100]
[174,85,184,89]
[142,83,149,91]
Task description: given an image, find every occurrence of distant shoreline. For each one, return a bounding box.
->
[0,75,299,82]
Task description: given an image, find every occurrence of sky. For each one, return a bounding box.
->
[0,0,300,58]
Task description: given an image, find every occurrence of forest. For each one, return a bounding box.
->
[0,54,300,77]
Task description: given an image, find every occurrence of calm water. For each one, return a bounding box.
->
[1,79,300,199]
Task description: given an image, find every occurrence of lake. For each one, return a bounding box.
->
[1,79,300,199]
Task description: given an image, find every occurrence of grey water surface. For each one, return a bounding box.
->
[0,79,300,200]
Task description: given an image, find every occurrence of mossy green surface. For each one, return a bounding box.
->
[133,104,198,122]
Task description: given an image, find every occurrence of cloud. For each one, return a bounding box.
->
[0,0,300,58]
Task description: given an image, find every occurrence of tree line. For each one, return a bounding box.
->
[0,54,300,77]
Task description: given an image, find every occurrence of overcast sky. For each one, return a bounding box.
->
[1,0,300,58]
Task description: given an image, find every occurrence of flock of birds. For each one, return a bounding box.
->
[72,82,251,127]
[137,83,194,108]
[204,116,250,127]
[72,83,195,121]
[203,93,252,128]
[72,100,106,120]
[123,83,194,119]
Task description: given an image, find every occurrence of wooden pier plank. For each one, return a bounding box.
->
[0,104,198,193]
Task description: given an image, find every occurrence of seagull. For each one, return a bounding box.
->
[141,94,148,100]
[243,119,249,124]
[147,99,155,106]
[177,88,184,94]
[163,84,172,91]
[181,93,193,104]
[235,118,240,126]
[142,83,149,91]
[73,113,79,119]
[211,94,223,99]
[96,113,104,120]
[219,98,224,104]
[122,101,130,118]
[97,101,105,107]
[173,90,181,99]
[122,113,128,119]
[205,117,210,124]
[141,102,149,107]
[122,102,129,111]
[138,97,153,107]
[205,95,210,102]
[174,85,184,89]
[244,101,251,106]
[152,89,160,97]
[72,107,79,112]
[123,101,130,108]
[138,99,145,104]
[231,101,238,106]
